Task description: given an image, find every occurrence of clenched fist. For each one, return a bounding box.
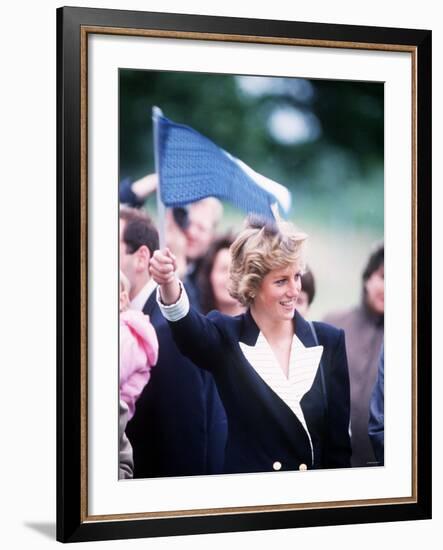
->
[149,248,181,305]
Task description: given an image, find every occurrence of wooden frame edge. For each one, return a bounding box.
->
[56,8,432,541]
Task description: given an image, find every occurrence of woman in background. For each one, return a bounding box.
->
[324,243,384,468]
[198,234,245,316]
[295,267,316,317]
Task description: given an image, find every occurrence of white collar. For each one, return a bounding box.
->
[130,278,157,311]
[240,332,322,391]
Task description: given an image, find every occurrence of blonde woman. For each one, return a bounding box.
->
[150,218,351,474]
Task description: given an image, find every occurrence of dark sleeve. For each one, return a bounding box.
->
[368,344,384,465]
[323,329,352,468]
[119,177,145,207]
[168,307,226,373]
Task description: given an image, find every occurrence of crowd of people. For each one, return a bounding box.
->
[117,178,384,478]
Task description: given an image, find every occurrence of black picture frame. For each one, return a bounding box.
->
[57,6,432,543]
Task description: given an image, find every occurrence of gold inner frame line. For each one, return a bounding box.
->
[79,25,418,523]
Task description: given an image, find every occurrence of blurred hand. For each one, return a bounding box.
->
[131,173,158,199]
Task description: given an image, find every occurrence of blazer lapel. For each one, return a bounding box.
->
[294,310,317,348]
[238,309,260,346]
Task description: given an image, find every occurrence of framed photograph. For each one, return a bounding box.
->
[57,6,431,543]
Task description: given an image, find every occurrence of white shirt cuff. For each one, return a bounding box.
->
[156,282,190,322]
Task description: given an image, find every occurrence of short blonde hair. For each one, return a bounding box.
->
[229,218,307,307]
[120,270,131,294]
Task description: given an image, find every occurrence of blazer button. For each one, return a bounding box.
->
[299,463,307,471]
[273,461,282,471]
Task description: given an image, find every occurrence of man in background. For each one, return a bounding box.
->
[119,207,227,477]
[119,174,223,309]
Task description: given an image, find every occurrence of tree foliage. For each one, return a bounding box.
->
[119,69,384,228]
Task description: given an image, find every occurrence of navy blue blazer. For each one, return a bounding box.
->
[168,307,351,474]
[368,343,384,466]
[125,292,228,478]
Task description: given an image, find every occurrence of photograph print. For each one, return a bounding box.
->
[117,68,384,481]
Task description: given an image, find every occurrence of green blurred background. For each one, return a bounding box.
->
[119,70,384,319]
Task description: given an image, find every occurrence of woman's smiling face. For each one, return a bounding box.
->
[252,263,303,322]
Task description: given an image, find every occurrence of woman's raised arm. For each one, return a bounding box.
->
[150,247,226,372]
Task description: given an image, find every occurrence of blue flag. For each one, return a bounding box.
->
[153,109,291,220]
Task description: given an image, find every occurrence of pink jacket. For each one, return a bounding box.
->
[119,309,159,420]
